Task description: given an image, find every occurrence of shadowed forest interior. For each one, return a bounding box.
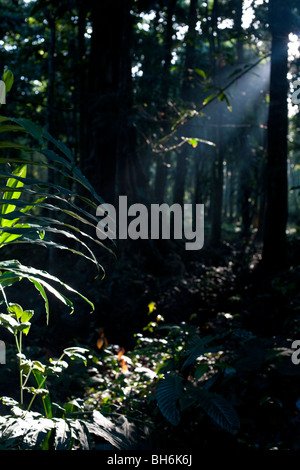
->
[0,0,299,452]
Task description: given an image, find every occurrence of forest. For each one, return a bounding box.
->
[0,0,299,455]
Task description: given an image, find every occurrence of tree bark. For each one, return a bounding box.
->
[45,11,56,140]
[262,0,289,271]
[209,0,224,245]
[77,1,87,170]
[173,0,198,208]
[154,0,177,203]
[86,0,147,205]
[86,0,122,204]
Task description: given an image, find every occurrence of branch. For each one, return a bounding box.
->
[154,53,271,152]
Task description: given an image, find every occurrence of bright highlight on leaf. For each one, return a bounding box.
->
[0,114,115,324]
[2,69,14,93]
[148,301,156,314]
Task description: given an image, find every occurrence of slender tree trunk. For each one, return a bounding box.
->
[210,112,224,245]
[209,0,224,245]
[173,150,188,206]
[262,0,289,270]
[45,10,56,271]
[182,0,198,102]
[86,1,121,204]
[77,2,87,170]
[116,0,149,204]
[238,131,252,238]
[173,0,198,208]
[45,12,56,141]
[154,0,177,203]
[154,153,171,203]
[234,0,244,64]
[234,0,252,238]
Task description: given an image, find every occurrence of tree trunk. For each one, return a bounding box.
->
[86,1,122,204]
[209,0,224,245]
[86,0,147,205]
[154,0,177,203]
[173,0,198,208]
[45,12,56,140]
[210,113,224,245]
[116,0,149,205]
[182,0,198,102]
[173,150,188,206]
[77,1,87,170]
[262,0,289,271]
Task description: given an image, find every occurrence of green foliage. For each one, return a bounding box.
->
[2,69,14,94]
[153,324,240,434]
[0,81,122,450]
[0,397,137,450]
[0,117,136,447]
[0,111,116,321]
[84,318,240,438]
[0,302,140,451]
[156,372,183,426]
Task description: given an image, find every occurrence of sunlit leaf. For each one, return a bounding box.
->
[148,301,156,314]
[2,69,14,93]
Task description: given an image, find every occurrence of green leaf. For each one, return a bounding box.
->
[0,115,112,328]
[0,141,32,151]
[16,322,31,335]
[156,372,183,426]
[0,272,21,287]
[195,68,207,79]
[24,387,49,397]
[188,138,198,148]
[42,131,74,162]
[6,117,44,146]
[8,303,24,320]
[53,419,72,450]
[0,259,95,316]
[218,91,232,112]
[0,396,19,407]
[22,416,54,449]
[203,94,215,106]
[194,363,210,380]
[198,392,240,434]
[63,347,89,365]
[85,410,136,450]
[0,313,19,335]
[0,164,27,228]
[32,370,52,419]
[0,125,26,133]
[181,335,215,369]
[69,420,90,450]
[63,399,84,415]
[2,69,14,93]
[29,279,49,325]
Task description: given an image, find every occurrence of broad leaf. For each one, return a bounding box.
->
[156,372,183,426]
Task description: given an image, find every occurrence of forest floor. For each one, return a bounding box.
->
[69,236,300,450]
[1,236,300,450]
